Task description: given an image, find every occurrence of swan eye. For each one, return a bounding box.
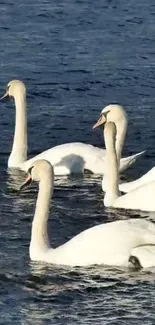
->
[101,110,110,117]
[28,166,34,175]
[7,85,11,90]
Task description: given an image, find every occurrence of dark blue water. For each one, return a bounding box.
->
[0,0,155,324]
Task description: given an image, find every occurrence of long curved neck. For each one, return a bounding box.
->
[30,176,53,254]
[104,123,120,206]
[8,93,27,167]
[115,116,127,167]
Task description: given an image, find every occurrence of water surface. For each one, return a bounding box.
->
[0,0,155,324]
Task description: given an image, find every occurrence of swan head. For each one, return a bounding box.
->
[20,160,54,190]
[93,104,127,129]
[1,80,26,100]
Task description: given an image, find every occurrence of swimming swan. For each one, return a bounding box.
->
[119,167,155,193]
[129,245,155,268]
[93,105,143,192]
[1,80,145,175]
[20,159,155,267]
[93,104,145,185]
[97,121,155,211]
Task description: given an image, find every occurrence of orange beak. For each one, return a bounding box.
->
[93,114,106,129]
[1,90,9,100]
[19,175,32,191]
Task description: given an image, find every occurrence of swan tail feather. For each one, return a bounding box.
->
[119,150,146,173]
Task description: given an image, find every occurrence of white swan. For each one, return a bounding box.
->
[20,159,155,267]
[1,80,145,175]
[129,245,155,268]
[119,167,155,193]
[99,121,155,211]
[93,104,149,195]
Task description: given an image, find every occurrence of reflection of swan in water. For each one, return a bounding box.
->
[7,168,27,190]
[24,260,155,325]
[20,159,155,268]
[1,80,144,175]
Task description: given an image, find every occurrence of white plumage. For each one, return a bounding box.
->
[1,80,144,175]
[20,159,155,268]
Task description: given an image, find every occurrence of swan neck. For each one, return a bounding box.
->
[9,93,27,167]
[115,118,127,166]
[104,124,119,207]
[31,176,53,252]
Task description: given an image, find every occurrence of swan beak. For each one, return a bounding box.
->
[93,114,106,129]
[0,90,9,100]
[19,175,32,191]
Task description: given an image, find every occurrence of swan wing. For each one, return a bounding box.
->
[119,150,145,173]
[119,166,155,193]
[49,219,155,266]
[21,142,105,174]
[21,143,145,176]
[114,180,155,211]
[131,244,155,268]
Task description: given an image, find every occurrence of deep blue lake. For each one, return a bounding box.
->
[0,0,155,324]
